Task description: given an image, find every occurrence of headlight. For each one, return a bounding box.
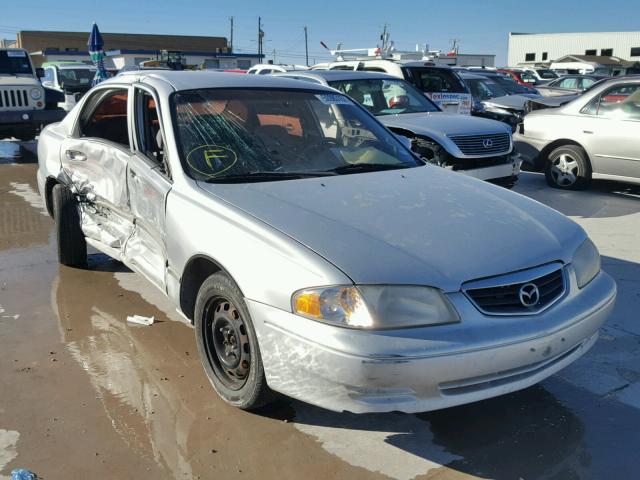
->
[292,285,460,329]
[30,88,42,100]
[572,238,600,288]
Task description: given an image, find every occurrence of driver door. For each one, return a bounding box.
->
[123,86,172,290]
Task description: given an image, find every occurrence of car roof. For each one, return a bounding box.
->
[103,70,337,92]
[275,70,397,83]
[457,71,492,80]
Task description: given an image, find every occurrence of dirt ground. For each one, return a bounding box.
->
[1,143,639,480]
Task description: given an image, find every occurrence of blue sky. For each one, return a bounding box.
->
[1,0,639,65]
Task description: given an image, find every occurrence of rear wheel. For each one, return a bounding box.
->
[52,184,87,268]
[545,145,591,190]
[194,272,273,409]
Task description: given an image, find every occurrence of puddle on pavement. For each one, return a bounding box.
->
[1,161,638,479]
[0,165,52,252]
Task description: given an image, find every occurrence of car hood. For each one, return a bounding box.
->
[484,94,533,111]
[0,76,41,88]
[198,166,585,291]
[377,112,510,137]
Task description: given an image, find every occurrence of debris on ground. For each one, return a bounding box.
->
[11,469,38,480]
[126,315,155,326]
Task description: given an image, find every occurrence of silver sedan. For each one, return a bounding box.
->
[37,71,616,413]
[516,76,640,189]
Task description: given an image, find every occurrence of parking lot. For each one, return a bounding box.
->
[0,140,637,480]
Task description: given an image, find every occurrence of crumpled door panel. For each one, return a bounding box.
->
[60,138,134,252]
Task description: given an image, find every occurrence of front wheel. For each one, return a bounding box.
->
[52,184,87,268]
[194,272,273,409]
[545,145,592,190]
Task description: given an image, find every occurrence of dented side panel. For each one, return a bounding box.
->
[126,154,171,289]
[60,138,134,251]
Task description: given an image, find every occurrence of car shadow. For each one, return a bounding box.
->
[515,171,640,219]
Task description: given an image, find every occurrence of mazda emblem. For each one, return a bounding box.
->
[519,283,540,308]
[482,138,493,148]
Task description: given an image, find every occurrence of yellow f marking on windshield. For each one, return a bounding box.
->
[204,149,228,168]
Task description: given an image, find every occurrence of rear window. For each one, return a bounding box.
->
[402,67,467,93]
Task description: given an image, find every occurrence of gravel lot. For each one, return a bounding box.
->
[1,140,638,480]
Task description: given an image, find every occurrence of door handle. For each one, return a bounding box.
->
[65,150,87,162]
[583,130,594,134]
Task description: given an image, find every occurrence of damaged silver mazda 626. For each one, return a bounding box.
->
[37,71,616,413]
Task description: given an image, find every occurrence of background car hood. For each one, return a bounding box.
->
[484,94,532,110]
[377,112,510,137]
[198,166,585,291]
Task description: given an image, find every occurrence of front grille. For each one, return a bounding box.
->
[0,89,30,109]
[448,153,513,170]
[464,265,566,315]
[449,133,511,156]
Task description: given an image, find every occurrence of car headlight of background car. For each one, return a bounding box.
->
[572,238,601,288]
[30,88,43,100]
[292,285,460,329]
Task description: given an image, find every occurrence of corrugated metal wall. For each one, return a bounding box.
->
[507,32,640,66]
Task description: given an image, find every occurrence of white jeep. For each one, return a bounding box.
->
[0,48,65,140]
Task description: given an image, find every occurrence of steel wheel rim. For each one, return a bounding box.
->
[550,153,579,186]
[203,297,251,390]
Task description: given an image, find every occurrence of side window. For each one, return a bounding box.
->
[559,78,578,89]
[43,67,54,84]
[135,90,165,169]
[258,69,273,75]
[329,65,355,71]
[579,78,596,90]
[363,67,387,73]
[582,84,640,120]
[79,89,130,147]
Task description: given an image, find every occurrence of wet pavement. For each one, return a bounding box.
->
[0,142,639,479]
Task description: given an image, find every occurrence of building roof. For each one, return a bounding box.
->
[105,49,262,58]
[553,55,635,66]
[510,31,640,36]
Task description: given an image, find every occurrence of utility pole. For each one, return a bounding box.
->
[229,16,234,52]
[304,26,309,66]
[380,23,389,53]
[257,17,263,58]
[272,49,276,64]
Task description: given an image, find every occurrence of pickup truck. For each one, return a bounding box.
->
[0,48,65,140]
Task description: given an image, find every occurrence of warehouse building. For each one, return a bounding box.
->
[508,31,640,67]
[7,30,262,69]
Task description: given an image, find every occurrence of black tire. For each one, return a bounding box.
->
[194,272,273,410]
[52,184,87,268]
[545,145,592,190]
[15,129,37,141]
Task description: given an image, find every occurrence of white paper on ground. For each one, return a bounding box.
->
[126,315,155,326]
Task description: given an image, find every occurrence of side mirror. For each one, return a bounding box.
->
[36,68,45,79]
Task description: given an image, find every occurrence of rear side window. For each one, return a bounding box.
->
[403,67,467,93]
[79,89,130,147]
[581,84,640,119]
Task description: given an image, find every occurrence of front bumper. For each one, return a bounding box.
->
[248,268,616,413]
[460,156,521,181]
[0,108,66,129]
[513,132,550,169]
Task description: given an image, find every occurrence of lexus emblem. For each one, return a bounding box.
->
[519,283,540,307]
[482,138,493,148]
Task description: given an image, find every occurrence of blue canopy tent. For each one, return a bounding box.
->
[88,23,109,86]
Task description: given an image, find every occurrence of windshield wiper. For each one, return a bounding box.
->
[329,163,413,175]
[204,170,337,183]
